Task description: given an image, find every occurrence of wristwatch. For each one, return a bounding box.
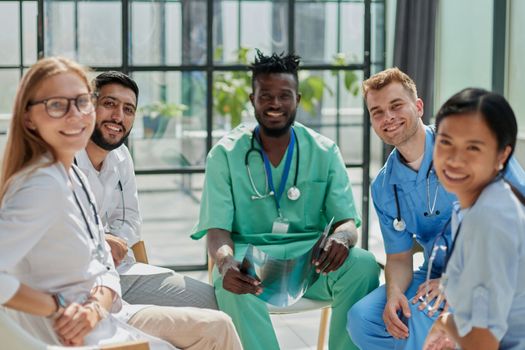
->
[47,292,67,319]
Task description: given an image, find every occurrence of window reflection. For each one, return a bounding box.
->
[131,71,208,170]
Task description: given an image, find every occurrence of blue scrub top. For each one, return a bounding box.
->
[372,125,525,274]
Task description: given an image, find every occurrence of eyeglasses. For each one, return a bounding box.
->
[96,95,136,117]
[27,93,95,119]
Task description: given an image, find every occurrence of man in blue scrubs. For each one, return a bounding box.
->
[347,68,525,349]
[192,50,380,350]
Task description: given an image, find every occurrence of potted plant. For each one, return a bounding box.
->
[213,47,252,128]
[141,101,187,138]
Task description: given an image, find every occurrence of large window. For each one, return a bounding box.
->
[0,0,385,269]
[0,1,37,116]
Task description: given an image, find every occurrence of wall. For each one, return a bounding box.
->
[434,0,494,113]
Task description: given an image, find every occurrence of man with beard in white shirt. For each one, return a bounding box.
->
[75,71,242,350]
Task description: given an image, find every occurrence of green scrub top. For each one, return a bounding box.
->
[191,122,360,256]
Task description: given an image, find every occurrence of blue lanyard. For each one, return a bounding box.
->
[255,127,296,214]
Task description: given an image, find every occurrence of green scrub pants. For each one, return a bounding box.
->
[213,244,380,350]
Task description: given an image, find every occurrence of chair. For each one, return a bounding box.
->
[131,240,149,264]
[207,256,331,350]
[0,308,149,350]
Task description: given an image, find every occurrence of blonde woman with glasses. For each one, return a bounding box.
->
[0,56,175,349]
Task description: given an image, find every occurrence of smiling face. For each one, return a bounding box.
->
[366,82,424,147]
[433,112,511,208]
[91,83,136,151]
[250,73,301,138]
[25,72,95,165]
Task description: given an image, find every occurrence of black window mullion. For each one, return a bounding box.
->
[335,0,342,145]
[361,0,372,250]
[37,0,44,59]
[122,0,130,74]
[288,0,294,53]
[205,0,213,154]
[19,0,24,77]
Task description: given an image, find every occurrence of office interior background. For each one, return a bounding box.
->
[0,0,523,271]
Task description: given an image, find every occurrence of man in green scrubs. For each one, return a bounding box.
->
[191,50,379,350]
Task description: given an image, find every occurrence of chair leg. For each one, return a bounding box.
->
[317,307,331,350]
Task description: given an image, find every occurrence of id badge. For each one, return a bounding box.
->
[272,216,289,233]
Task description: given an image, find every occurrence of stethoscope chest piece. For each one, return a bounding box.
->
[287,186,301,201]
[393,218,406,232]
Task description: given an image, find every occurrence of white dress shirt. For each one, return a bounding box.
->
[75,145,142,246]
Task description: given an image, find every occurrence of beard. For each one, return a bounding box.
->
[254,109,296,138]
[91,123,131,151]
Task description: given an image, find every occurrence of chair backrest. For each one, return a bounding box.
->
[131,240,149,264]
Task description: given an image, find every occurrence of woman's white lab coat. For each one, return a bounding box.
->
[0,157,174,349]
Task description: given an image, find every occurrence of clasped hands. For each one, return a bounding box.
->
[52,300,106,346]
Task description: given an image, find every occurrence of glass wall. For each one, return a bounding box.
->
[0,1,37,116]
[0,0,385,269]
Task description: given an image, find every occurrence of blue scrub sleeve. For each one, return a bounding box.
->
[371,183,413,254]
[323,145,361,227]
[504,157,525,195]
[447,213,518,340]
[190,146,235,240]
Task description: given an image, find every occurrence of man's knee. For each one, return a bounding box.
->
[347,297,368,330]
[200,311,238,343]
[340,248,380,288]
[347,297,373,346]
[352,248,380,274]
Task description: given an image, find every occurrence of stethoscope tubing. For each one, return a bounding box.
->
[73,156,125,229]
[392,161,438,231]
[245,127,300,197]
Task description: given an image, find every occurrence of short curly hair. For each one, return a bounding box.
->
[250,49,301,90]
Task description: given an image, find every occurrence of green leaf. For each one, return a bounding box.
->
[301,99,314,114]
[344,71,358,93]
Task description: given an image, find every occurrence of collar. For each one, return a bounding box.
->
[387,125,435,185]
[75,146,127,175]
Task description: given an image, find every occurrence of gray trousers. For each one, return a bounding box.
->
[120,269,218,310]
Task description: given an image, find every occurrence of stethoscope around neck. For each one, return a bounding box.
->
[245,127,301,201]
[71,166,109,266]
[392,161,441,232]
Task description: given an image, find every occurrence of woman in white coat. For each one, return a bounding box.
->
[0,56,174,349]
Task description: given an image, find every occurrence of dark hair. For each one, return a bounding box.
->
[93,71,139,103]
[435,87,517,169]
[249,49,301,90]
